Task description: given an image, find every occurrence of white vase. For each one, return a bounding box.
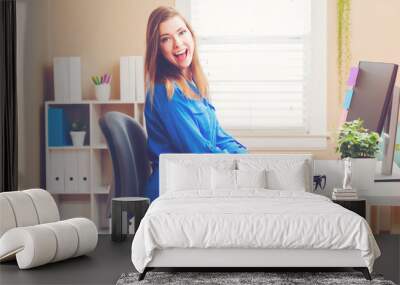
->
[350,158,376,192]
[342,157,353,190]
[70,131,86,146]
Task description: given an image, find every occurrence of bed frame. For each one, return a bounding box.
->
[138,154,372,281]
[140,248,371,280]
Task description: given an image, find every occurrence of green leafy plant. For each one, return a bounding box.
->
[70,120,87,132]
[336,119,380,159]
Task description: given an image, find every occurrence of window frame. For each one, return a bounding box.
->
[176,0,327,150]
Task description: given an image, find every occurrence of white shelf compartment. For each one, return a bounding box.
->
[45,100,141,231]
[54,195,91,221]
[91,103,135,146]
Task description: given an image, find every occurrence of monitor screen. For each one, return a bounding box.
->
[346,61,398,134]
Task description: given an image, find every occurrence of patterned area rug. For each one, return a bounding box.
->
[116,271,396,285]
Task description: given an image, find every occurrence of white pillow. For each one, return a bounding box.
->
[211,168,237,191]
[211,168,268,191]
[167,162,211,191]
[267,164,307,191]
[238,159,310,191]
[236,169,268,189]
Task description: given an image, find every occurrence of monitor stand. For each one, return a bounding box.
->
[374,86,400,182]
[375,161,400,182]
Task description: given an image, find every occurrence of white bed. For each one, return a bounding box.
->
[131,154,380,280]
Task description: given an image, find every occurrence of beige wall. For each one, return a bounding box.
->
[18,0,400,188]
[18,0,173,188]
[324,0,400,156]
[47,0,174,100]
[351,0,400,77]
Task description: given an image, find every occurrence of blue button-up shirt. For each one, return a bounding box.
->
[144,81,247,200]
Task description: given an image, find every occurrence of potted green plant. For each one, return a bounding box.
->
[336,119,380,190]
[70,120,87,146]
[336,119,380,159]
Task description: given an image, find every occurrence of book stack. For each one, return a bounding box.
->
[332,188,358,200]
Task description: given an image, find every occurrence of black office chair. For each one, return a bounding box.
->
[99,112,150,198]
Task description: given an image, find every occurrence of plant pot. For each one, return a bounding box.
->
[70,131,86,146]
[350,157,376,192]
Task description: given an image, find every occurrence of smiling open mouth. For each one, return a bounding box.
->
[174,49,188,62]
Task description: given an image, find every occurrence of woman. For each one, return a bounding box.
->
[144,6,246,201]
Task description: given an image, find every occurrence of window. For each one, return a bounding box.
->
[176,0,327,149]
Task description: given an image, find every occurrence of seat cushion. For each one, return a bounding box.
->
[0,192,39,227]
[0,196,17,237]
[0,218,98,269]
[0,226,57,269]
[0,189,59,238]
[65,218,98,257]
[42,221,79,262]
[24,189,60,223]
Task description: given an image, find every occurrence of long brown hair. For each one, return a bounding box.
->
[145,6,208,101]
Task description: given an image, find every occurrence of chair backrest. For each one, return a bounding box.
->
[99,112,150,198]
[0,189,60,237]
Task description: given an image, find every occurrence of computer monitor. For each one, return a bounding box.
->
[346,61,399,179]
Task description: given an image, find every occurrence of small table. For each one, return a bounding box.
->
[111,197,150,242]
[332,198,366,218]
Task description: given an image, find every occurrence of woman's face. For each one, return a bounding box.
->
[159,16,194,77]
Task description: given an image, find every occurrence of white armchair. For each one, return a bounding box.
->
[0,189,98,269]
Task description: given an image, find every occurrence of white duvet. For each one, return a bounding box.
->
[131,190,380,273]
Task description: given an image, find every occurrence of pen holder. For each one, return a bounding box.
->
[95,84,111,101]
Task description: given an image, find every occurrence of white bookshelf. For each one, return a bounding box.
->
[45,100,144,231]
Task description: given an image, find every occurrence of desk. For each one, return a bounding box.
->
[361,196,400,235]
[362,196,400,206]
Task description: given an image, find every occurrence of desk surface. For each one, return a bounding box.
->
[361,196,400,206]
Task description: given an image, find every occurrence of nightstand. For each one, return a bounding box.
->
[332,198,366,218]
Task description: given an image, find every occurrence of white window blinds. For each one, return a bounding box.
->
[188,0,313,131]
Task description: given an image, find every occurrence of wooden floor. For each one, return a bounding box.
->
[0,234,398,285]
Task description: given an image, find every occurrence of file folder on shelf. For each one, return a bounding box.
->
[48,107,67,146]
[120,56,136,102]
[53,57,82,102]
[135,56,145,103]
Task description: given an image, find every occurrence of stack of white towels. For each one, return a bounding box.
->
[332,188,358,200]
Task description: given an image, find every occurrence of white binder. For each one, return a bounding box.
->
[69,57,82,102]
[53,57,82,102]
[64,151,78,193]
[120,57,129,101]
[120,56,136,102]
[77,150,90,193]
[53,57,69,102]
[128,56,136,101]
[49,151,65,193]
[135,56,145,103]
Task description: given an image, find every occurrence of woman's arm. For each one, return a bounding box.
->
[153,85,225,153]
[215,122,247,154]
